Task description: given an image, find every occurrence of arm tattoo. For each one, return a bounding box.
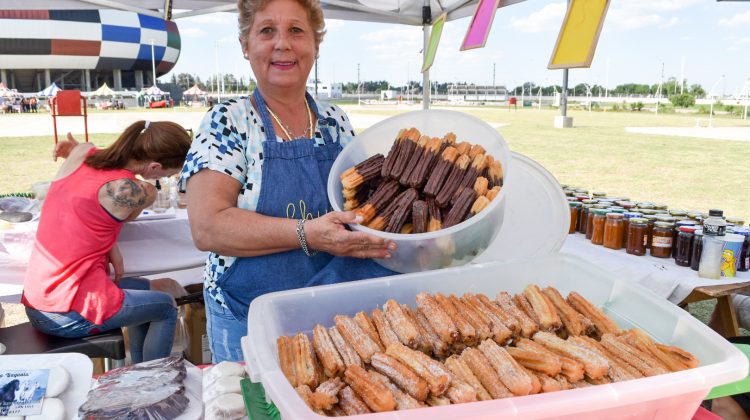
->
[106,179,147,209]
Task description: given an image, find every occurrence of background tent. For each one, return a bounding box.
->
[91,83,115,97]
[38,82,60,97]
[144,85,166,95]
[183,84,206,96]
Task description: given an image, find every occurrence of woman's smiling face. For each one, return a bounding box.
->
[243,0,317,93]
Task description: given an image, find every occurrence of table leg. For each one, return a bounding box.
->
[715,296,740,338]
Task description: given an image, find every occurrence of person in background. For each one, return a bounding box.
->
[22,121,192,363]
[181,0,397,362]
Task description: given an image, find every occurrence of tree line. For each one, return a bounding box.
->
[169,72,710,100]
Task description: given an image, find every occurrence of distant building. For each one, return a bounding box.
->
[0,10,181,92]
[307,82,343,100]
[447,84,508,102]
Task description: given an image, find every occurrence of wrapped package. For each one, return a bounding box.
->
[79,355,191,420]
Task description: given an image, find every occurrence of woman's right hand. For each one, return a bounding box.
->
[305,211,396,259]
[53,133,79,161]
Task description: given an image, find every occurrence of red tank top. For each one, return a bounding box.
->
[22,152,135,325]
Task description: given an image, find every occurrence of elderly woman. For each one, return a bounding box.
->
[181,0,397,362]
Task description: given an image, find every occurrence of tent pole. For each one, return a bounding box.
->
[423,24,430,110]
[422,0,431,110]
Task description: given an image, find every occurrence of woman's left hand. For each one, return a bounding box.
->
[107,244,124,283]
[305,211,397,259]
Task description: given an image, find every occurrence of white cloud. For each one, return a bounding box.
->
[219,36,238,44]
[659,17,680,29]
[508,2,565,33]
[680,35,695,41]
[608,0,699,31]
[718,11,750,27]
[360,26,422,64]
[181,27,208,38]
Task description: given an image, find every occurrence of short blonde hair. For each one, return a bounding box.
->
[237,0,326,47]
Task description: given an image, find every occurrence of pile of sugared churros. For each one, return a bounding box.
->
[340,128,503,233]
[276,284,699,416]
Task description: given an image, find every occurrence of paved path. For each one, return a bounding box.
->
[625,126,750,142]
[0,107,506,137]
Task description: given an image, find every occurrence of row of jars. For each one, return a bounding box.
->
[564,190,750,275]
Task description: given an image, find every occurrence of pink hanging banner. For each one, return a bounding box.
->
[460,0,501,51]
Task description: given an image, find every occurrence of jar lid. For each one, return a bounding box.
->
[560,184,570,189]
[569,201,582,207]
[687,212,702,219]
[582,203,594,209]
[639,209,657,215]
[733,228,750,236]
[574,189,588,194]
[709,209,724,217]
[629,218,648,224]
[655,221,674,228]
[597,202,614,207]
[606,213,624,219]
[644,215,660,221]
[669,209,687,216]
[654,204,669,210]
[575,195,589,200]
[607,208,626,214]
[676,219,697,226]
[592,191,607,197]
[623,212,643,218]
[726,217,745,225]
[593,204,610,209]
[679,226,697,233]
[582,199,598,204]
[593,209,609,215]
[609,206,625,210]
[638,204,656,210]
[653,210,669,215]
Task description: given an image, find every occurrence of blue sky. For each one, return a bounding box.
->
[169,0,750,94]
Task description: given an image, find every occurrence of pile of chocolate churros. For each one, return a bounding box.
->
[340,128,503,234]
[276,284,699,416]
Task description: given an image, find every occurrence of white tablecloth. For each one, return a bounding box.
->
[562,234,750,303]
[0,208,207,300]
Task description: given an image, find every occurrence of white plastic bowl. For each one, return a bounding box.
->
[327,109,511,273]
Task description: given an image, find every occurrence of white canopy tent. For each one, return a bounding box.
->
[2,0,527,109]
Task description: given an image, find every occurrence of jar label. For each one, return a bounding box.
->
[652,237,673,248]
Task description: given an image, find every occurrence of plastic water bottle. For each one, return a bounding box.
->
[152,180,171,213]
[698,209,726,279]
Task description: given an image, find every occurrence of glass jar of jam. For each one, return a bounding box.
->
[626,218,648,256]
[579,204,593,234]
[569,202,581,234]
[644,215,659,249]
[650,221,674,258]
[674,220,697,259]
[585,207,597,240]
[690,230,704,271]
[623,212,643,245]
[591,209,607,245]
[674,226,696,267]
[603,213,625,250]
[734,228,750,272]
[618,201,635,210]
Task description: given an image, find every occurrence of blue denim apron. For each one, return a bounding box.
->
[216,89,396,322]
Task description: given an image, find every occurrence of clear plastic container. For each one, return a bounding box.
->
[328,110,511,273]
[242,253,747,420]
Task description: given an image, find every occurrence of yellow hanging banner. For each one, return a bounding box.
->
[548,0,610,69]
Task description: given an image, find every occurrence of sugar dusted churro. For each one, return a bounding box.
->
[278,335,297,387]
[567,292,621,337]
[460,348,513,399]
[338,385,372,415]
[344,365,396,412]
[328,326,362,368]
[496,292,538,338]
[477,339,534,396]
[370,352,429,402]
[444,355,492,401]
[312,325,345,378]
[415,293,458,345]
[532,331,609,380]
[523,284,562,332]
[386,343,452,396]
[335,315,381,364]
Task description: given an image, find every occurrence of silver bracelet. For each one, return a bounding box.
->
[296,219,318,257]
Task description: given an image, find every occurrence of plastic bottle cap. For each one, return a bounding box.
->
[709,209,724,217]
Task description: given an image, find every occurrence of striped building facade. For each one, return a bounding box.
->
[0,10,181,92]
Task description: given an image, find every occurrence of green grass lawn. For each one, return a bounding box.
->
[2,107,748,223]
